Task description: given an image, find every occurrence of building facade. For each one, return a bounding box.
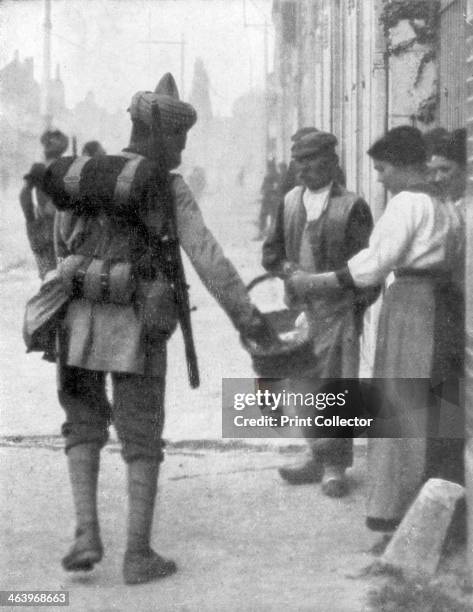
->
[270,0,443,218]
[465,0,473,580]
[271,0,473,577]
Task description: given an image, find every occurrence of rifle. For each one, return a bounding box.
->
[149,100,200,388]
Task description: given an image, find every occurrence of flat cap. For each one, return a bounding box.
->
[291,126,319,142]
[291,131,337,160]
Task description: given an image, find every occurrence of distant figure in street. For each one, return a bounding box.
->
[19,129,69,279]
[82,140,106,158]
[277,161,288,184]
[256,158,280,239]
[187,165,207,200]
[237,166,246,187]
[263,130,377,497]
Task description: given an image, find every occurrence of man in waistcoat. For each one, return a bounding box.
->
[262,130,377,496]
[48,74,273,584]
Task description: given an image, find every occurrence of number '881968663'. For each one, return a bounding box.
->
[0,591,69,606]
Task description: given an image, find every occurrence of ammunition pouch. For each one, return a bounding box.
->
[135,275,178,338]
[58,254,178,337]
[59,255,136,305]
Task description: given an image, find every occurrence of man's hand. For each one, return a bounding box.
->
[285,270,316,302]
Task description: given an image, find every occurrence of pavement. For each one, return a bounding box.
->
[0,438,377,612]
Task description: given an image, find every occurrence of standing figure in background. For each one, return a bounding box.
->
[19,129,69,279]
[256,159,280,239]
[428,128,467,208]
[277,161,288,194]
[236,166,246,188]
[263,130,377,497]
[425,127,467,487]
[82,141,107,158]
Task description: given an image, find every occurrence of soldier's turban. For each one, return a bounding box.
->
[129,73,197,134]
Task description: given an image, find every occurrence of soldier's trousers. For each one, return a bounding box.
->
[58,366,165,463]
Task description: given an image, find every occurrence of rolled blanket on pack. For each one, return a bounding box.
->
[41,154,160,218]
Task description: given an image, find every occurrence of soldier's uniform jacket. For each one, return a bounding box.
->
[54,154,255,376]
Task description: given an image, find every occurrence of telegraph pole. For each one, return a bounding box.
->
[42,0,52,129]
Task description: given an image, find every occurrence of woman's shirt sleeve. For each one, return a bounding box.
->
[345,192,428,288]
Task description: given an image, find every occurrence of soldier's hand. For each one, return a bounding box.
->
[240,309,279,351]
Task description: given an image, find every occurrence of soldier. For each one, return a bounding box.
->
[20,130,69,279]
[81,140,106,157]
[19,129,69,279]
[43,74,273,585]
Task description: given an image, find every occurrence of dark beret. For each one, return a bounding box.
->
[291,131,337,160]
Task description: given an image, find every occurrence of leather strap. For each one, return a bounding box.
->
[62,156,90,200]
[99,259,112,302]
[72,256,93,298]
[113,154,144,208]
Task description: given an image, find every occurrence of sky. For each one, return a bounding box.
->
[1,0,274,117]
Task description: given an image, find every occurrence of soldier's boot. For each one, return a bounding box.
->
[123,459,177,585]
[62,443,103,571]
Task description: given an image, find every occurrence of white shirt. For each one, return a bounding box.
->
[348,190,463,288]
[302,183,332,223]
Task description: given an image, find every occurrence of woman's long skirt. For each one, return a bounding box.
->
[367,275,463,530]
